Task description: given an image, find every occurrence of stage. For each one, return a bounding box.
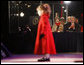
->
[1,53,83,64]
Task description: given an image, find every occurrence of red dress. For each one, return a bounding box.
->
[34,13,56,55]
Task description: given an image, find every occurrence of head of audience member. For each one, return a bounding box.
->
[75,18,79,23]
[60,17,65,25]
[55,18,60,23]
[67,16,71,22]
[71,16,76,23]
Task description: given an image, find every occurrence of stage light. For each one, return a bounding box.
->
[64,1,71,4]
[64,10,67,12]
[64,1,71,23]
[13,14,19,16]
[62,6,65,8]
[27,5,31,8]
[16,14,19,16]
[20,12,24,17]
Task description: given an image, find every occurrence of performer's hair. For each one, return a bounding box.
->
[36,3,51,16]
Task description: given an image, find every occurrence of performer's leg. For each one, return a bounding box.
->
[44,54,50,59]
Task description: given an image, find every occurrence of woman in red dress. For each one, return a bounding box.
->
[34,4,56,62]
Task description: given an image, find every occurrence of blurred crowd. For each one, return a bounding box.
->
[52,12,83,32]
[18,12,83,33]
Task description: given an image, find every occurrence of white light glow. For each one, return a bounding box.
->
[20,12,24,17]
[16,14,19,16]
[27,5,31,8]
[64,1,71,4]
[62,6,65,8]
[64,10,67,12]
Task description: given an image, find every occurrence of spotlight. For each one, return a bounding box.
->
[20,12,24,17]
[64,1,71,4]
[16,14,19,16]
[64,10,67,12]
[27,5,31,8]
[62,6,65,8]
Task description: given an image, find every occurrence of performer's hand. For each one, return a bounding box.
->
[40,34,44,40]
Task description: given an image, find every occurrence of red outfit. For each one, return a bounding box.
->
[34,13,56,55]
[55,22,61,26]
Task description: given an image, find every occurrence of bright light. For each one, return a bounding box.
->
[64,10,67,12]
[62,6,65,8]
[64,1,71,4]
[27,5,31,8]
[16,14,19,16]
[20,12,24,17]
[14,14,19,16]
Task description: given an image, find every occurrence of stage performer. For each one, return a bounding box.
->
[34,3,56,62]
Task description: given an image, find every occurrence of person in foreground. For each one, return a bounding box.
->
[34,3,56,62]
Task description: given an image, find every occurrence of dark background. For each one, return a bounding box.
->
[1,1,83,54]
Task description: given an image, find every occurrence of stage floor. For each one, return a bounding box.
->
[1,53,83,64]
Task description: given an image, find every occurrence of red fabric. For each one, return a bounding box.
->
[61,1,63,17]
[61,7,63,17]
[81,26,83,32]
[81,13,83,17]
[34,13,56,55]
[61,1,63,4]
[55,22,61,26]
